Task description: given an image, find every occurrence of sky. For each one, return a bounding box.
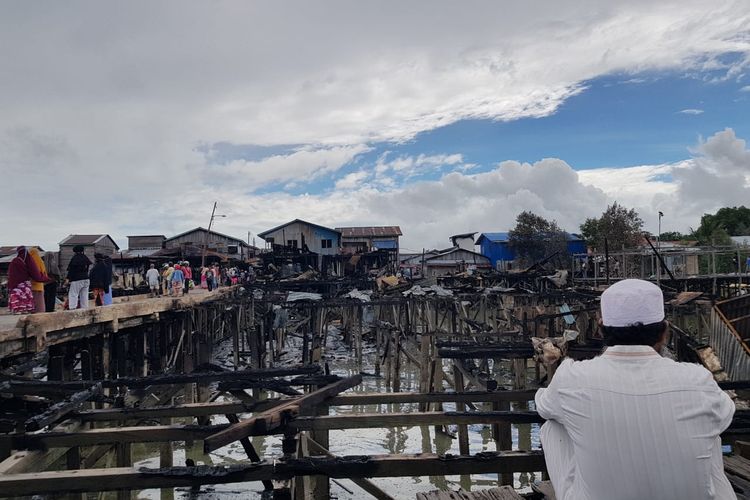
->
[1,1,750,253]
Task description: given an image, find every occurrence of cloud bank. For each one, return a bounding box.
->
[0,2,749,249]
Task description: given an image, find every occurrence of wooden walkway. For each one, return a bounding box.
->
[0,287,236,360]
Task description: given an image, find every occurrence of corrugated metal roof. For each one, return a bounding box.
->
[477,232,583,244]
[59,234,120,249]
[477,232,511,243]
[336,226,403,238]
[165,227,248,245]
[0,246,19,257]
[259,219,341,239]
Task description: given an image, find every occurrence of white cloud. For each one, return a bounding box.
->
[740,85,750,92]
[1,3,750,248]
[679,108,704,114]
[335,170,370,190]
[211,145,370,191]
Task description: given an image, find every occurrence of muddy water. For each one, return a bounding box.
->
[132,328,542,500]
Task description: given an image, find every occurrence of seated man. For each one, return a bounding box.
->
[536,279,736,500]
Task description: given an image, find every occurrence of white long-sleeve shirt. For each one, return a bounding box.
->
[535,345,736,500]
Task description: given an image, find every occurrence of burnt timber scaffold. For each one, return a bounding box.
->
[1,276,749,499]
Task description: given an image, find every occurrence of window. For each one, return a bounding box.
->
[287,239,298,249]
[266,237,274,245]
[227,245,238,254]
[321,239,332,249]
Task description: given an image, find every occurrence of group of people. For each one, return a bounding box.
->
[142,263,255,298]
[145,261,195,297]
[63,245,114,309]
[7,244,112,314]
[7,246,57,313]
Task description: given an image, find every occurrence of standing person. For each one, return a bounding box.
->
[536,279,736,500]
[28,247,48,313]
[171,264,185,296]
[200,266,208,289]
[182,261,192,295]
[102,256,114,305]
[205,266,214,292]
[145,264,160,297]
[162,263,174,296]
[7,246,47,314]
[43,251,61,312]
[88,254,110,307]
[66,245,92,310]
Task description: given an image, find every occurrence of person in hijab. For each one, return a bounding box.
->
[171,264,185,296]
[43,251,61,312]
[7,246,48,314]
[200,266,208,289]
[28,247,48,313]
[88,253,110,307]
[67,245,92,309]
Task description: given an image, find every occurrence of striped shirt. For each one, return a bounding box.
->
[535,345,736,499]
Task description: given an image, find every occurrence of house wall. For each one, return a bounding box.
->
[425,249,490,276]
[453,236,475,251]
[479,240,516,267]
[59,241,117,276]
[262,222,340,255]
[128,236,166,250]
[566,240,587,255]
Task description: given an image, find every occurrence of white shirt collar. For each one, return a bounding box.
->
[603,345,660,358]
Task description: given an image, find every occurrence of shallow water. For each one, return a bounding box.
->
[129,327,542,499]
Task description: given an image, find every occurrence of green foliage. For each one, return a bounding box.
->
[693,206,750,244]
[659,231,688,241]
[580,203,644,251]
[508,211,568,267]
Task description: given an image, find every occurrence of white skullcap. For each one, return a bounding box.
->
[600,279,664,327]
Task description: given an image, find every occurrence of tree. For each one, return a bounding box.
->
[508,211,569,267]
[693,206,750,244]
[659,231,687,242]
[580,203,644,251]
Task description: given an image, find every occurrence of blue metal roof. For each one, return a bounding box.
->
[477,232,583,244]
[476,232,510,244]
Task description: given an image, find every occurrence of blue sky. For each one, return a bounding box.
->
[299,70,750,194]
[237,67,750,197]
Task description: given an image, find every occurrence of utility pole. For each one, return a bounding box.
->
[201,202,226,268]
[657,211,663,287]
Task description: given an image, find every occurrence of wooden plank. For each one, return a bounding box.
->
[416,486,524,499]
[0,451,547,496]
[303,434,396,500]
[225,413,273,491]
[71,400,279,421]
[4,423,229,449]
[329,390,537,406]
[4,365,321,394]
[25,384,102,431]
[290,411,543,431]
[204,375,362,452]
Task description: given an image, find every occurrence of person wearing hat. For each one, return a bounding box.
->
[66,245,92,309]
[535,279,735,500]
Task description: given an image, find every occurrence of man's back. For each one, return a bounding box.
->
[536,345,735,500]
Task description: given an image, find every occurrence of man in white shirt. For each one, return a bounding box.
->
[536,279,736,500]
[145,264,161,298]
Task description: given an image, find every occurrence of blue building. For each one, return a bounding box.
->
[476,232,587,269]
